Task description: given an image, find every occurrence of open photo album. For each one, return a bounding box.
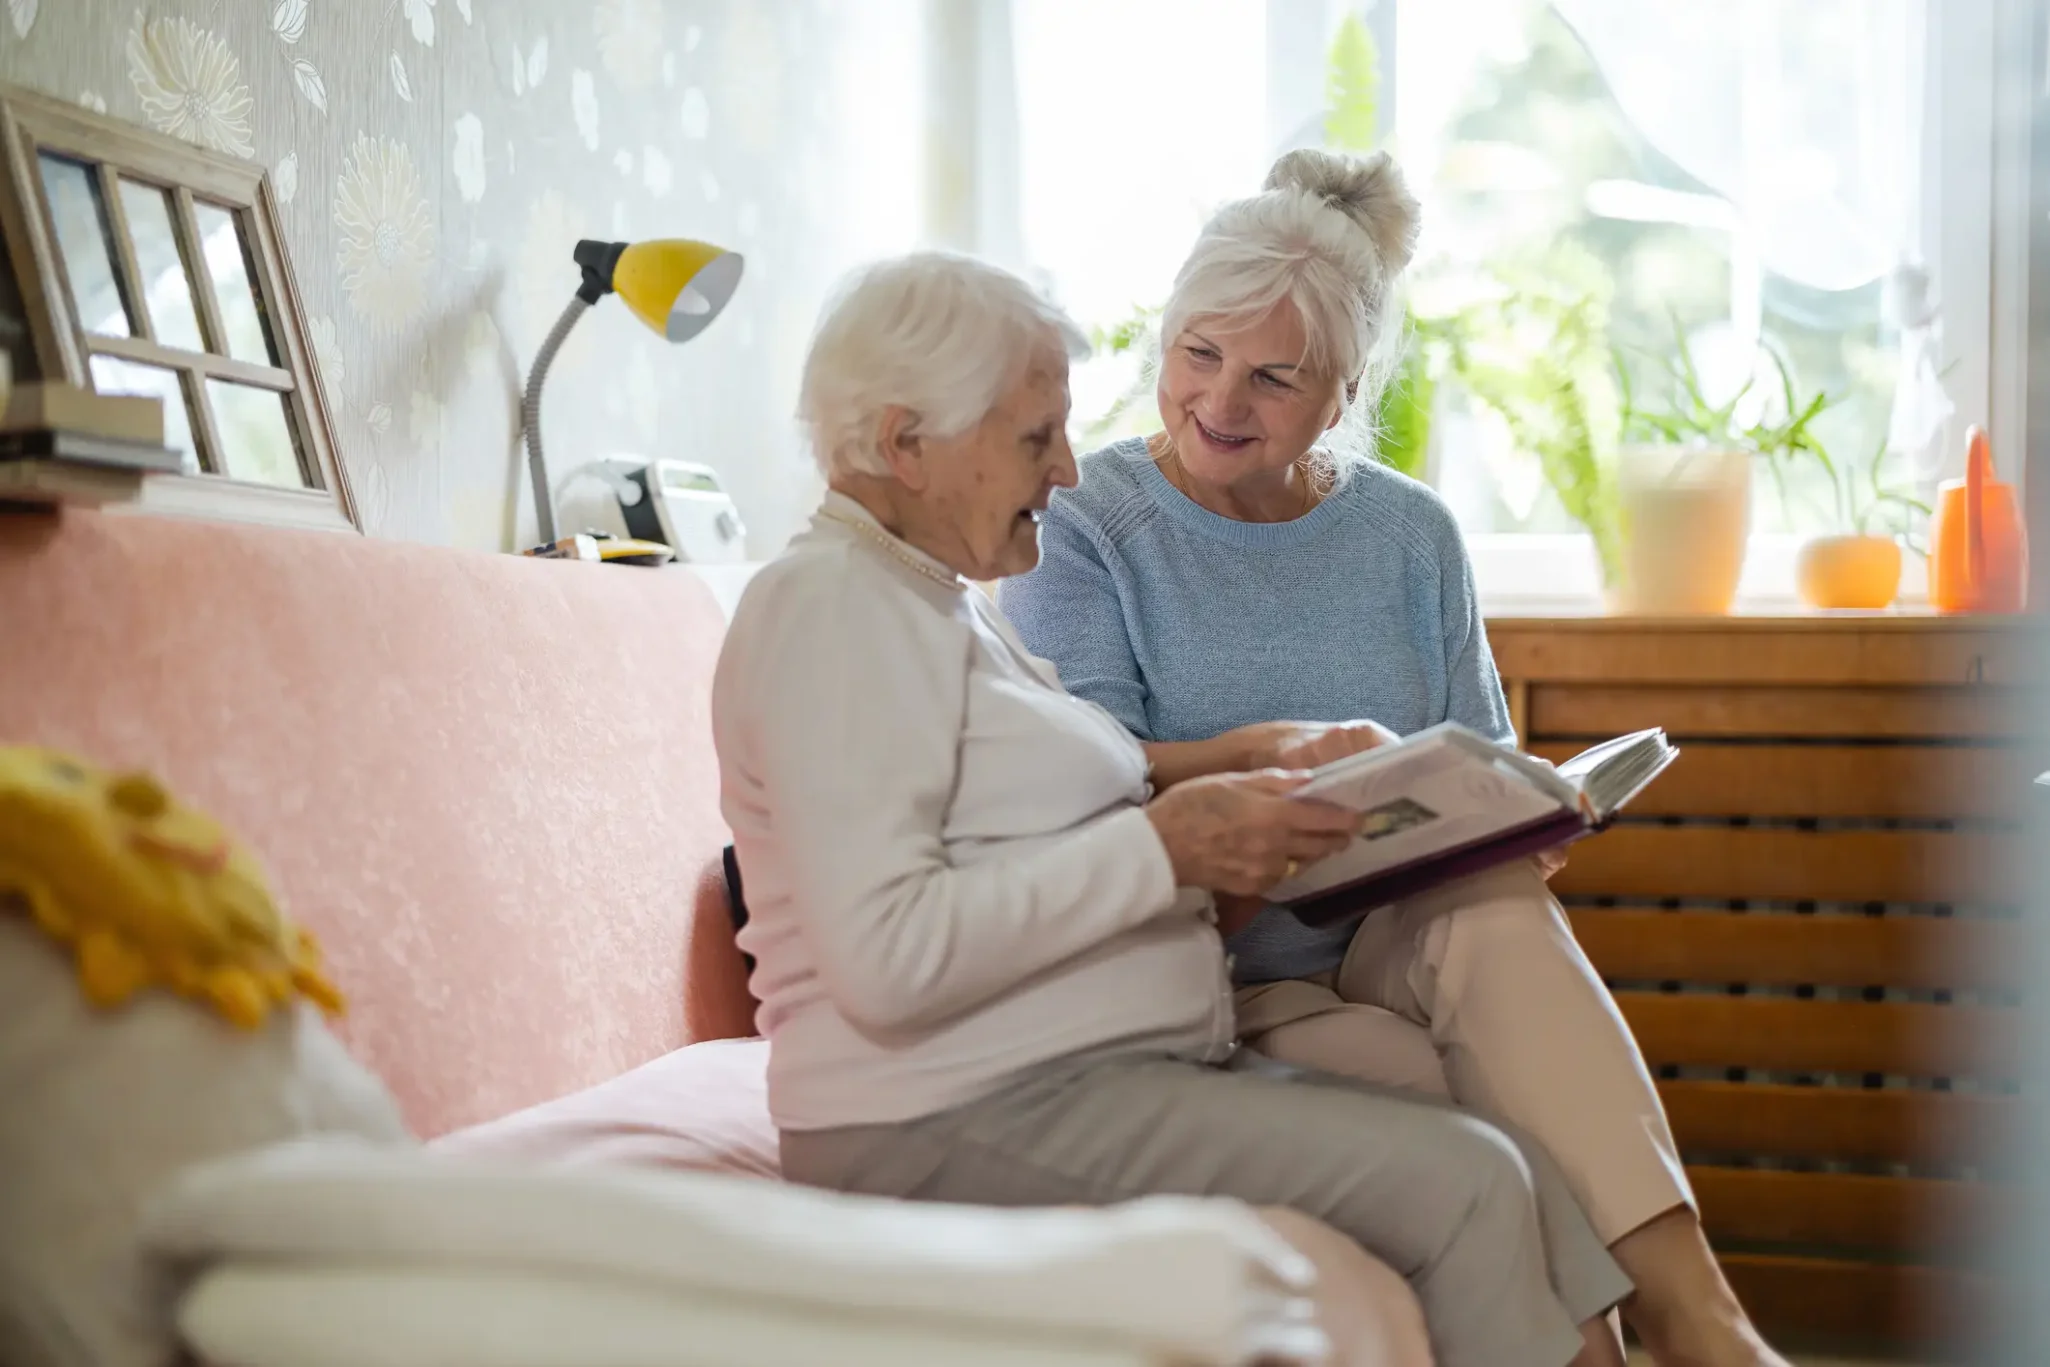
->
[1270,723,1679,927]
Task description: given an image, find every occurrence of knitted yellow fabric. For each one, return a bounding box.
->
[0,746,343,1029]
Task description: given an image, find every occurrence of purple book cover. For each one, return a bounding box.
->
[1280,807,1593,929]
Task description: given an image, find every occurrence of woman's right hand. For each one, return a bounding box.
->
[1230,719,1399,773]
[1144,770,1358,896]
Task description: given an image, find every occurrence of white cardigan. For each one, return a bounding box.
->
[713,494,1234,1131]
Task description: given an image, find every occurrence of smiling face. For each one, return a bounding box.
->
[882,350,1078,581]
[1156,300,1346,491]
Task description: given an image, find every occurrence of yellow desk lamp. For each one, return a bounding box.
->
[522,237,744,562]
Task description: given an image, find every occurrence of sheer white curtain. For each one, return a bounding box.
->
[974,1,1275,427]
[955,0,1372,322]
[1551,0,1952,477]
[924,0,1027,272]
[1007,1,1271,321]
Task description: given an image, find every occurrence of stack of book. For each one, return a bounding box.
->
[0,382,181,506]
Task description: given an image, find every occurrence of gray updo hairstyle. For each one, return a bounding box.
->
[1160,148,1421,474]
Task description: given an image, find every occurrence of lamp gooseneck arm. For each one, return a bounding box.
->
[521,295,594,545]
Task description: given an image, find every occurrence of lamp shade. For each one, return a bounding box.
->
[526,236,746,546]
[611,239,745,343]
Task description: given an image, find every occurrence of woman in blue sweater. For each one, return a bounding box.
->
[1001,149,1787,1367]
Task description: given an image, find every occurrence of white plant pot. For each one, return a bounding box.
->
[1610,445,1752,616]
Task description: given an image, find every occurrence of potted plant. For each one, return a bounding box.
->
[1792,436,1928,610]
[1426,246,1625,588]
[1609,326,1837,615]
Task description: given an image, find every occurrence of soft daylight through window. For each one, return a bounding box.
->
[1010,0,1943,603]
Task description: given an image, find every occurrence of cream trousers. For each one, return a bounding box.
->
[1234,862,1692,1245]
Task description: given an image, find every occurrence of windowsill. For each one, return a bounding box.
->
[1471,533,1930,618]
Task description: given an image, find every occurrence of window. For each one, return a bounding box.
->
[1396,0,1926,598]
[999,1,2011,607]
[1009,0,1271,449]
[0,84,355,530]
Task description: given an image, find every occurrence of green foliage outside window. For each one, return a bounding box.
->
[1078,5,1903,577]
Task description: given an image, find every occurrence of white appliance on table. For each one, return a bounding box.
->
[613,458,749,564]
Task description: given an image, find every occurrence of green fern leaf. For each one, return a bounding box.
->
[1375,341,1435,479]
[1324,14,1381,151]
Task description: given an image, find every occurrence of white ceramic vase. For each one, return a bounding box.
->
[1609,444,1752,616]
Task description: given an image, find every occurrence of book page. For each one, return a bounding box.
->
[1269,734,1570,903]
[1554,728,1676,818]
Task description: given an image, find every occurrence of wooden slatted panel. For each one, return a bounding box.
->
[1532,740,2034,819]
[1616,993,2018,1078]
[1567,908,2022,991]
[1491,618,2035,1355]
[1719,1254,1998,1350]
[1528,684,2023,740]
[1554,826,2018,904]
[1658,1080,2015,1168]
[1689,1166,1995,1257]
[1490,622,2033,688]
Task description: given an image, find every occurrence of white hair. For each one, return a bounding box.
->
[799,251,1089,481]
[1162,148,1421,472]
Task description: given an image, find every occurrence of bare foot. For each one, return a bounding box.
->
[1635,1313,1794,1367]
[1610,1208,1793,1367]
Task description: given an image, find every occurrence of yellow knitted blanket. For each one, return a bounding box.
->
[0,746,342,1028]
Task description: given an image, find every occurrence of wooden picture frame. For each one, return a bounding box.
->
[0,84,356,532]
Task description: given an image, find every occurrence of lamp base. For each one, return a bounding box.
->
[519,532,676,567]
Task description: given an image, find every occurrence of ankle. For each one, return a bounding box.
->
[1626,1303,1788,1367]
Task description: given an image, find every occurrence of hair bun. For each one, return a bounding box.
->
[1264,148,1420,275]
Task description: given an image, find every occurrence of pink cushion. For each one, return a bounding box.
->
[0,509,758,1138]
[430,1036,777,1178]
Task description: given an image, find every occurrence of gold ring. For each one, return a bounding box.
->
[1284,858,1301,880]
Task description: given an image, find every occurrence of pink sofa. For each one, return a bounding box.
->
[2,504,1432,1365]
[0,506,757,1138]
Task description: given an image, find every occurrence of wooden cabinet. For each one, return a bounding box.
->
[1488,614,2041,1354]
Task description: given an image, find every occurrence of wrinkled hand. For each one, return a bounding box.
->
[1145,770,1358,897]
[1230,719,1400,773]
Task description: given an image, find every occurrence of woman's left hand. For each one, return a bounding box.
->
[1232,719,1399,772]
[1525,754,1569,881]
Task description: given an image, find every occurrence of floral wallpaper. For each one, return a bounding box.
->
[0,0,925,554]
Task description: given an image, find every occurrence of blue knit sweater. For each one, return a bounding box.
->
[999,438,1514,984]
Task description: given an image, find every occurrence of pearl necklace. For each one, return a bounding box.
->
[819,507,964,591]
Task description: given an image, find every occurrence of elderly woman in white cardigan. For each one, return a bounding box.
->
[712,251,1638,1367]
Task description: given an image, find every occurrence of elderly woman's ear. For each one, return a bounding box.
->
[874,406,931,491]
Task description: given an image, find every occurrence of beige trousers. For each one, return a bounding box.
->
[781,1046,1629,1367]
[1235,862,1692,1245]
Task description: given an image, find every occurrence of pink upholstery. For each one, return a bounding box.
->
[0,508,757,1137]
[432,1036,778,1178]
